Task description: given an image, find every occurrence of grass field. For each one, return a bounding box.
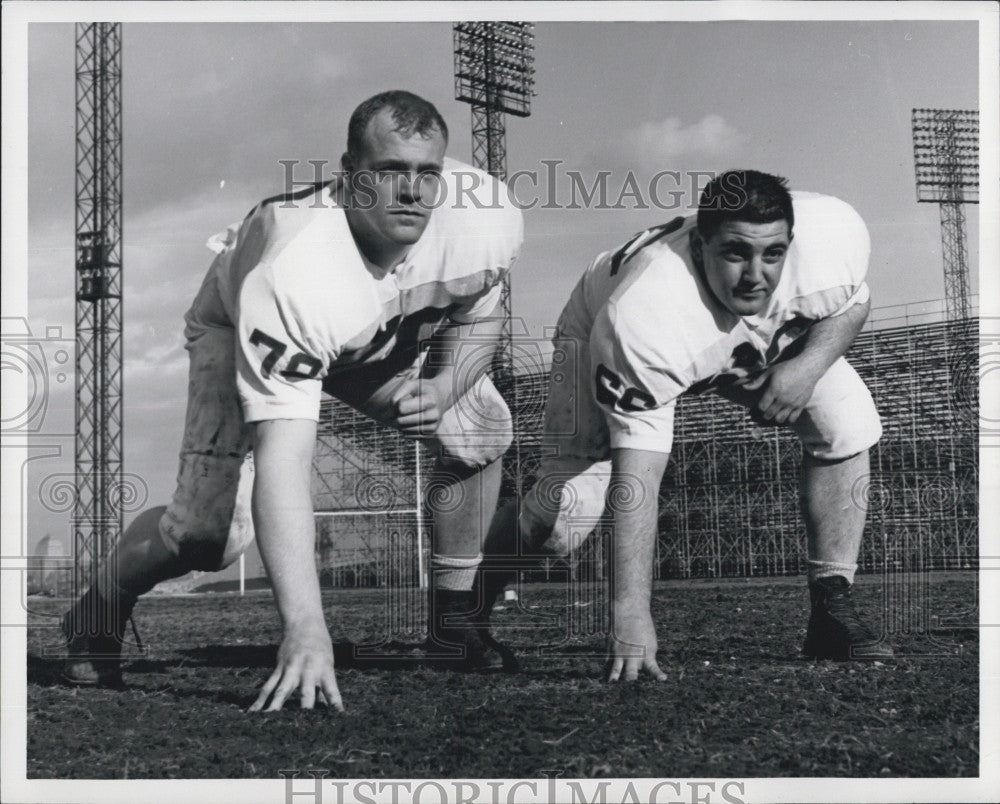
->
[25,573,978,779]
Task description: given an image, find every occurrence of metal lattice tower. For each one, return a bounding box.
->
[453,22,535,175]
[912,109,979,321]
[453,21,535,499]
[911,109,979,536]
[74,23,124,594]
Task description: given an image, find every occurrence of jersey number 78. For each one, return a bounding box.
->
[249,328,323,379]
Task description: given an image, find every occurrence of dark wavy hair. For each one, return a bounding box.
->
[347,90,448,159]
[696,170,794,240]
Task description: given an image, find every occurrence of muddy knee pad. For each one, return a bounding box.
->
[519,460,612,557]
[158,509,228,572]
[159,456,255,573]
[432,374,513,470]
[518,485,560,554]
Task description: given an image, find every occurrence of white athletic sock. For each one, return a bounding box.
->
[807,560,857,585]
[431,554,483,591]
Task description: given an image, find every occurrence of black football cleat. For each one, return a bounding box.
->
[60,587,138,687]
[470,568,520,673]
[426,589,507,673]
[478,628,520,674]
[802,576,893,660]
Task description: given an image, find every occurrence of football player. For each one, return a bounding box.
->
[61,90,524,710]
[474,169,892,680]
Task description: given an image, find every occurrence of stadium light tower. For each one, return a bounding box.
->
[74,23,124,596]
[453,21,535,500]
[454,22,535,178]
[911,108,979,321]
[453,22,534,373]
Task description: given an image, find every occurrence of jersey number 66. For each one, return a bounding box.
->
[595,363,656,413]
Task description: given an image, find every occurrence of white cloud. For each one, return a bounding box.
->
[605,114,745,169]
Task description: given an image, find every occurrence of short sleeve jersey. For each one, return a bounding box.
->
[185,158,524,423]
[573,192,871,452]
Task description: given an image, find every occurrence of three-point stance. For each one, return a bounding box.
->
[62,91,523,709]
[476,170,892,679]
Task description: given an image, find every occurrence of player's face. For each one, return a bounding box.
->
[344,109,447,251]
[697,220,791,316]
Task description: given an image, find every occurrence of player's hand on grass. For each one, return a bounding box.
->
[606,605,667,683]
[249,620,344,713]
[743,358,821,424]
[391,378,443,437]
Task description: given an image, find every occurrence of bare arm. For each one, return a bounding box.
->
[393,301,504,436]
[248,417,343,712]
[606,446,670,682]
[748,299,870,424]
[788,298,869,379]
[429,303,504,410]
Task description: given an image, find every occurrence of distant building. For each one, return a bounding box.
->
[27,534,72,596]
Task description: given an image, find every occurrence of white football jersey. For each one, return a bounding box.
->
[184,158,523,423]
[570,192,871,452]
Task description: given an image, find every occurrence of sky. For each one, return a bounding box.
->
[7,10,993,554]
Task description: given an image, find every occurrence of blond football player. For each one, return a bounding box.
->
[62,91,523,709]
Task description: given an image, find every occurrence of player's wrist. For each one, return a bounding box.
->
[282,611,330,638]
[273,584,327,629]
[611,595,652,617]
[782,351,827,386]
